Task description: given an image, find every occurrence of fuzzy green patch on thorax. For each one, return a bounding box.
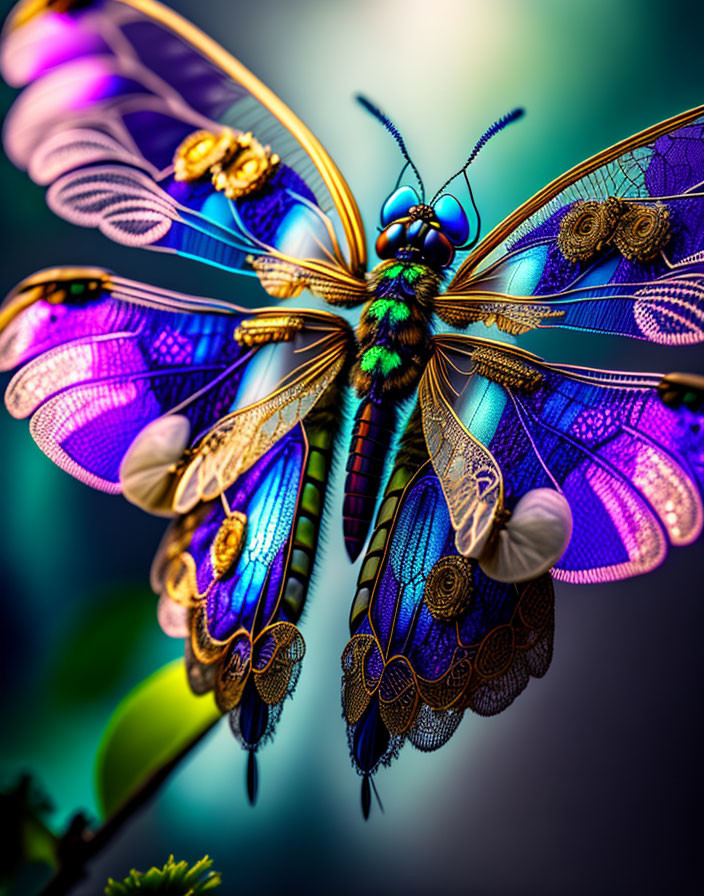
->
[360,345,402,376]
[368,298,411,324]
[378,261,427,283]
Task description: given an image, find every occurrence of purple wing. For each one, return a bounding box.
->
[0,0,367,281]
[430,335,704,583]
[152,386,340,797]
[0,267,351,501]
[342,418,554,815]
[440,107,704,345]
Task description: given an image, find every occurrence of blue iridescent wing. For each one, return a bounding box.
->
[422,335,704,584]
[1,0,367,298]
[0,266,351,511]
[152,384,340,800]
[342,416,554,815]
[439,107,704,344]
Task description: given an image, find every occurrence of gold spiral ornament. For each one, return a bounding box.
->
[210,512,247,579]
[211,132,280,199]
[173,129,238,182]
[557,199,622,263]
[611,202,670,261]
[424,555,474,622]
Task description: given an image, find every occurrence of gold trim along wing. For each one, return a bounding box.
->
[1,0,368,289]
[449,105,704,290]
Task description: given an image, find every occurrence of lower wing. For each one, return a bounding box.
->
[152,382,341,799]
[342,414,554,817]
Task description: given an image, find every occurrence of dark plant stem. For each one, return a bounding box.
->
[39,720,220,896]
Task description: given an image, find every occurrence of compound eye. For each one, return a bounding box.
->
[375,222,406,259]
[432,193,470,245]
[422,228,455,268]
[380,185,420,227]
[406,219,424,242]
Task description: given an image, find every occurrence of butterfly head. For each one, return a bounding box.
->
[358,95,524,271]
[375,185,470,269]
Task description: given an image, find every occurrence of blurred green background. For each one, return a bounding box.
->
[1,0,703,893]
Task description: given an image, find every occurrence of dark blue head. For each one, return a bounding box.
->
[358,95,524,271]
[375,185,470,269]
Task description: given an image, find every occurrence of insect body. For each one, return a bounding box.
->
[343,185,473,559]
[2,0,704,815]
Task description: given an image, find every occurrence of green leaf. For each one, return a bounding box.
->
[95,660,221,819]
[104,854,222,894]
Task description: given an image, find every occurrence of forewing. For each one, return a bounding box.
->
[0,267,351,507]
[1,0,367,295]
[440,107,704,344]
[430,335,704,583]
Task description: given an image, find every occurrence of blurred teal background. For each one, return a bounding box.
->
[1,0,703,893]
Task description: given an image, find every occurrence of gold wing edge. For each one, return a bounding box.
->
[450,104,704,290]
[4,0,368,275]
[432,333,673,387]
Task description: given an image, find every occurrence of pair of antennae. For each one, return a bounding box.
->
[357,93,523,210]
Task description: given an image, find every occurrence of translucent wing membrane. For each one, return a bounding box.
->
[152,384,341,795]
[1,0,367,292]
[426,335,704,583]
[343,424,554,811]
[0,267,351,509]
[440,107,704,344]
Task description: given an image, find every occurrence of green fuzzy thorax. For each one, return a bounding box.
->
[367,297,411,324]
[359,345,402,375]
[369,258,442,304]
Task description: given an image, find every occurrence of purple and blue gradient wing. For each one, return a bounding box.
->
[430,335,704,583]
[441,107,704,345]
[342,418,554,814]
[0,266,352,504]
[152,385,340,795]
[0,0,367,284]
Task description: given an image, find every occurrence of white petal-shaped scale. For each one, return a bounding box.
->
[157,594,190,639]
[475,488,573,583]
[119,414,191,516]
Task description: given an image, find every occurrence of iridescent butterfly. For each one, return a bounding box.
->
[1,0,703,818]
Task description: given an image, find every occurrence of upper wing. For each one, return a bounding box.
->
[0,266,352,511]
[1,0,368,299]
[438,107,704,344]
[342,413,554,809]
[422,334,704,583]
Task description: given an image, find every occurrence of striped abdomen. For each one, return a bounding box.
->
[343,398,397,561]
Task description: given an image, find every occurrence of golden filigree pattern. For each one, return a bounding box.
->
[253,623,305,706]
[173,129,239,182]
[210,512,247,579]
[248,255,368,303]
[424,555,474,621]
[215,633,251,711]
[434,299,565,336]
[341,634,378,724]
[211,132,280,200]
[611,203,670,261]
[557,197,623,262]
[173,128,279,199]
[471,344,544,392]
[419,361,503,557]
[191,604,231,665]
[173,344,347,513]
[234,315,304,347]
[558,197,670,263]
